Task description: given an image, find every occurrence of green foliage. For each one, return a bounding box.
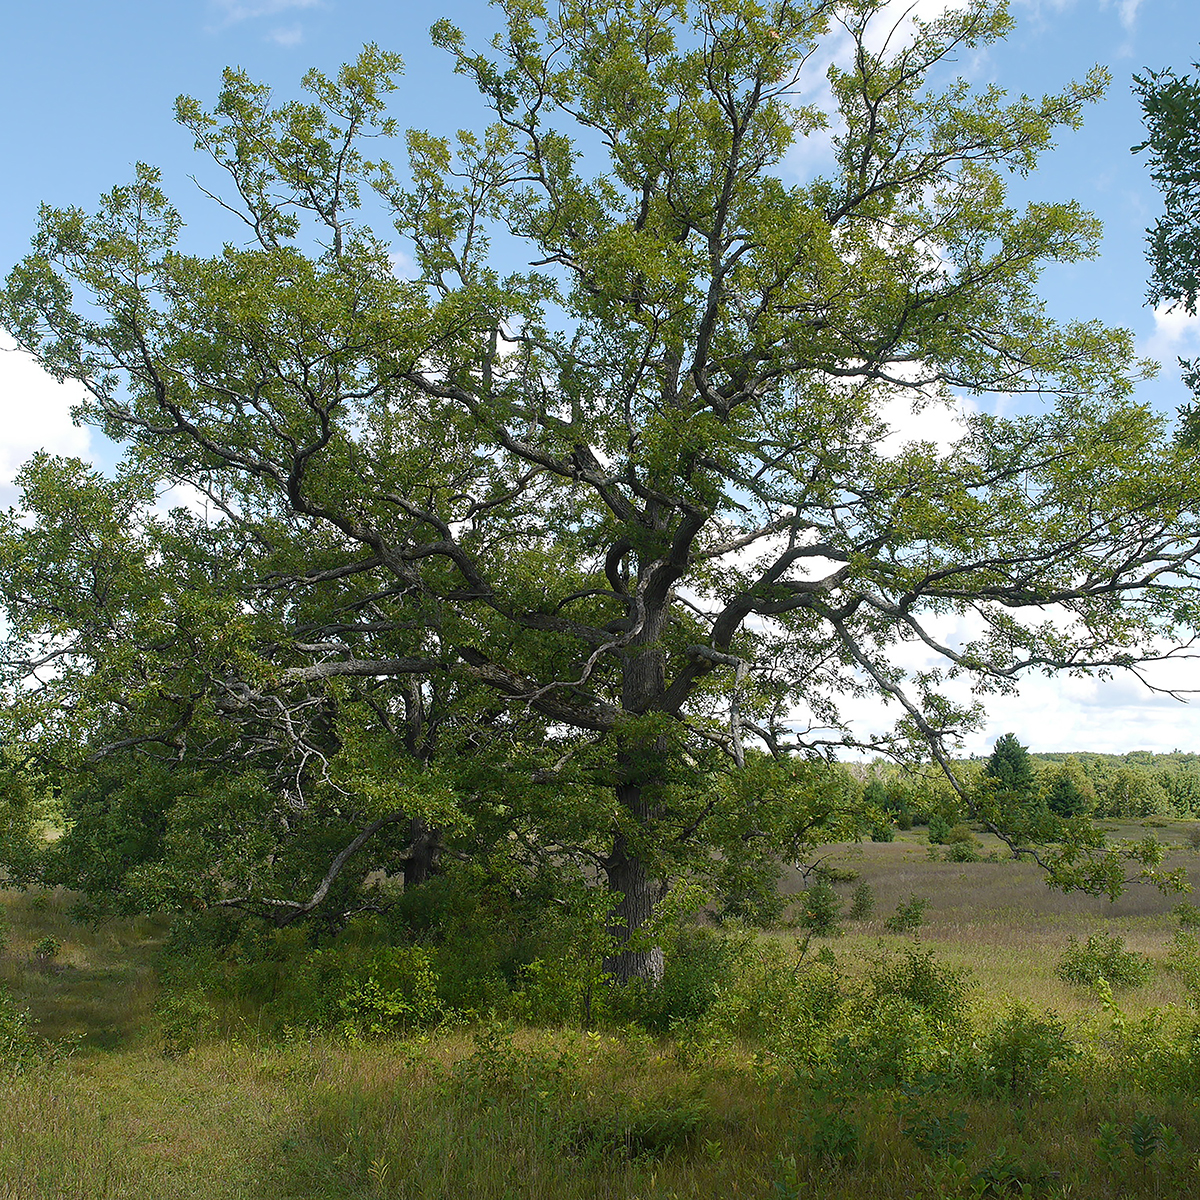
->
[31,936,60,961]
[985,734,1036,796]
[3,0,1200,971]
[884,894,930,935]
[941,840,985,863]
[978,1005,1075,1098]
[1135,60,1200,411]
[795,1109,860,1166]
[1046,758,1094,817]
[0,987,60,1076]
[612,926,750,1034]
[1056,933,1154,990]
[927,813,953,845]
[903,1106,971,1160]
[862,947,971,1033]
[848,883,875,921]
[1166,928,1200,1006]
[797,874,842,937]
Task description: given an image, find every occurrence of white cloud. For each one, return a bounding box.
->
[1112,0,1144,32]
[826,602,1199,756]
[0,336,92,509]
[209,0,320,25]
[1145,303,1200,353]
[1140,304,1200,391]
[269,24,305,48]
[389,250,417,281]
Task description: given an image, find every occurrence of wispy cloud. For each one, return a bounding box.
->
[1112,0,1144,32]
[208,0,321,34]
[269,24,305,48]
[212,0,320,22]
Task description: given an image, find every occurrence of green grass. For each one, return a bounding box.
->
[3,826,1200,1199]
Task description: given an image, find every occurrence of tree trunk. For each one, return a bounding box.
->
[401,817,442,890]
[603,634,670,984]
[603,821,665,984]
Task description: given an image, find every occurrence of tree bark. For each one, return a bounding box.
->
[603,820,666,984]
[603,635,670,984]
[401,817,442,890]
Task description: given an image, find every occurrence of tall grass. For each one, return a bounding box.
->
[2,821,1200,1199]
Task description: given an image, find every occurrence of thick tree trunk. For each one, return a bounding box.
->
[401,817,442,890]
[603,634,670,984]
[603,820,666,984]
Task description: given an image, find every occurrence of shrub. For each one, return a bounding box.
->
[869,822,895,842]
[884,894,929,935]
[978,1005,1076,1097]
[942,841,983,863]
[798,875,842,937]
[32,935,60,960]
[1056,934,1153,990]
[944,823,978,845]
[1173,901,1200,928]
[863,946,971,1030]
[1166,929,1200,1006]
[615,926,748,1034]
[335,945,442,1036]
[0,987,59,1076]
[848,883,875,921]
[927,814,952,844]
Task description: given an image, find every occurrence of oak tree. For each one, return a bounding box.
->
[4,0,1200,979]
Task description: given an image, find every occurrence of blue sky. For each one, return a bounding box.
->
[2,0,1199,755]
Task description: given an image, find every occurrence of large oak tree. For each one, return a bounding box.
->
[4,0,1200,979]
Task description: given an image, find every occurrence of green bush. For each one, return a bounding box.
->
[1055,934,1153,990]
[31,935,60,960]
[862,946,971,1031]
[334,945,442,1036]
[978,1005,1075,1097]
[614,926,748,1034]
[1166,929,1200,1006]
[884,894,929,935]
[941,841,983,863]
[798,875,842,937]
[848,883,875,920]
[0,987,59,1076]
[927,814,952,844]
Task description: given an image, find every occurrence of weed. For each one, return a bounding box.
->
[0,986,61,1076]
[904,1107,971,1159]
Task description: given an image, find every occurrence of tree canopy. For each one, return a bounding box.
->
[3,0,1200,978]
[1135,55,1200,417]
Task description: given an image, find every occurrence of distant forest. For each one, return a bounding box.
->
[860,747,1200,829]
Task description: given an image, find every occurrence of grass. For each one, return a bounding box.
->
[3,824,1200,1198]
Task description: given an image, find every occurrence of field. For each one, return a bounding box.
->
[3,822,1200,1199]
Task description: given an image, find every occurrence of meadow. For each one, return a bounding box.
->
[3,822,1200,1199]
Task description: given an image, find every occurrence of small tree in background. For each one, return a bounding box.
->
[1046,758,1095,818]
